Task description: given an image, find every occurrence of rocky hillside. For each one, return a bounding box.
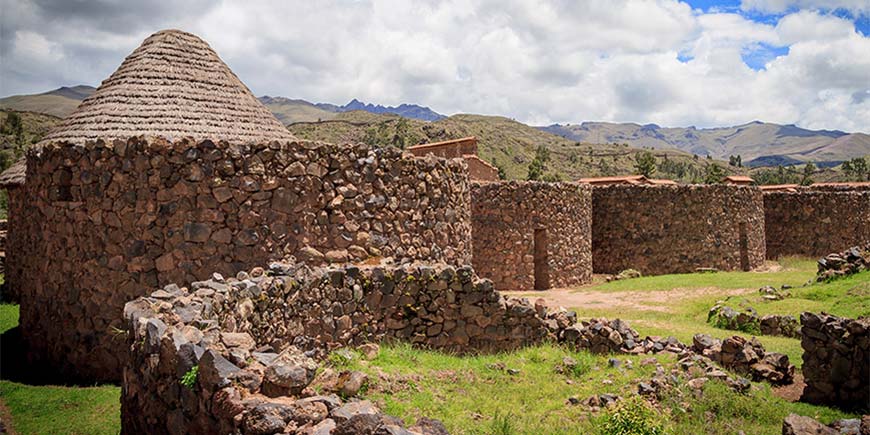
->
[290,111,739,181]
[541,121,870,167]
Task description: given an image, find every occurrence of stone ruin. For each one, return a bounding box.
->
[816,244,869,282]
[15,136,470,381]
[763,187,870,259]
[0,27,866,433]
[122,262,547,434]
[471,181,592,290]
[590,184,767,275]
[123,259,801,434]
[800,312,869,411]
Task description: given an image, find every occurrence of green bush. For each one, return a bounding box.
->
[599,396,669,435]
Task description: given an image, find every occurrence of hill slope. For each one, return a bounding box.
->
[290,112,738,181]
[0,86,95,118]
[541,121,870,166]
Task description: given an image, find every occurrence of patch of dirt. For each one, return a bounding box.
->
[506,286,756,313]
[754,261,785,273]
[0,398,17,435]
[772,374,805,402]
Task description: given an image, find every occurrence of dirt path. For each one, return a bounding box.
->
[505,286,756,313]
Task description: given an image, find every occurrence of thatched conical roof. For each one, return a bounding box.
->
[39,29,295,145]
[0,160,26,187]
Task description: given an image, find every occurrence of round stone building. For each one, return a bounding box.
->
[2,29,472,381]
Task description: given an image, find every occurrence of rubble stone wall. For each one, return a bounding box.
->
[763,190,870,259]
[18,137,472,381]
[592,185,766,275]
[800,312,869,411]
[122,262,548,434]
[2,190,25,303]
[471,181,592,290]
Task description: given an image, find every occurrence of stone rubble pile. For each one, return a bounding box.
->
[782,413,870,435]
[800,312,870,410]
[759,314,800,338]
[708,301,800,338]
[707,302,759,332]
[691,334,794,385]
[547,315,686,355]
[816,244,870,282]
[758,285,790,301]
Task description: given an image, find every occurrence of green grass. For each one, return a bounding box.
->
[0,382,120,435]
[331,342,857,435]
[0,303,17,334]
[586,257,816,293]
[0,300,120,435]
[0,259,865,434]
[561,259,869,368]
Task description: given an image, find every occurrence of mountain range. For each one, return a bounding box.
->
[1,85,867,167]
[540,122,870,167]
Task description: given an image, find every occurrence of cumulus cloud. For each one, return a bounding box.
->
[740,0,870,15]
[0,0,868,131]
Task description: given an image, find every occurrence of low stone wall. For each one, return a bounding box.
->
[122,262,549,433]
[17,137,472,381]
[471,181,592,290]
[800,312,869,410]
[763,190,870,259]
[591,185,766,275]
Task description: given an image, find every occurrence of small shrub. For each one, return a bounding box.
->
[180,365,199,390]
[599,396,669,435]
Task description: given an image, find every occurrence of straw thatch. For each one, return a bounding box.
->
[0,159,26,187]
[39,29,295,146]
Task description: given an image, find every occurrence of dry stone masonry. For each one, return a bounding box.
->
[2,188,25,302]
[591,185,766,275]
[18,137,471,381]
[816,244,869,282]
[471,181,592,290]
[800,312,869,411]
[763,189,870,259]
[122,262,550,433]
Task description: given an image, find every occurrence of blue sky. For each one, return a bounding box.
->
[1,0,869,131]
[685,0,869,70]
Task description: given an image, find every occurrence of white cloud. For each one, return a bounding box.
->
[0,0,868,132]
[741,0,870,15]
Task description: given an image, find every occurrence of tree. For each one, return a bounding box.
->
[800,162,816,186]
[527,145,551,181]
[844,157,868,181]
[493,159,507,180]
[633,151,656,177]
[704,164,725,184]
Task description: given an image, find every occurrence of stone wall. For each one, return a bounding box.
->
[763,190,870,259]
[2,189,24,302]
[471,181,592,290]
[592,185,766,275]
[17,137,472,381]
[121,262,549,433]
[800,312,869,411]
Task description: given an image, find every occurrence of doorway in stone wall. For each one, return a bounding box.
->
[534,228,550,290]
[739,223,750,271]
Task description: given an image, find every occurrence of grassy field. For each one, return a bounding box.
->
[0,259,866,434]
[0,302,121,435]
